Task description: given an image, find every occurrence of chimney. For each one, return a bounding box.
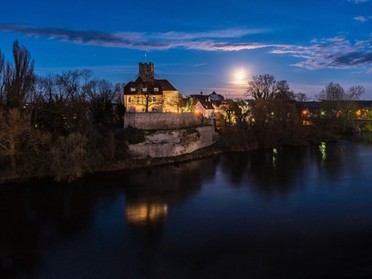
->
[139,62,154,82]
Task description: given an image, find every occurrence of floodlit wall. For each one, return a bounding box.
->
[124,112,211,129]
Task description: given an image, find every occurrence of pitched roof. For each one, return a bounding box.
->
[198,100,214,110]
[156,79,177,91]
[190,94,210,102]
[124,77,177,94]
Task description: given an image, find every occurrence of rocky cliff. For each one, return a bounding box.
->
[128,126,218,159]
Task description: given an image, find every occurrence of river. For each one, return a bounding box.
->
[2,137,372,278]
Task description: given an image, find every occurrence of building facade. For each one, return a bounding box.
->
[123,63,181,113]
[189,91,225,118]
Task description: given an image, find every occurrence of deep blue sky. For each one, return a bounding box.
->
[1,0,372,99]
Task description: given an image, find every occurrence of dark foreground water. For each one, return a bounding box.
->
[2,139,372,279]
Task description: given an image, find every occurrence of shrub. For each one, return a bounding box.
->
[49,132,92,182]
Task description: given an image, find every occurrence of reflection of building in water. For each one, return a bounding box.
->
[125,203,168,226]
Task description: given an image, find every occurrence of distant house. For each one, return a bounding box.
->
[194,100,215,118]
[123,62,181,113]
[189,91,224,105]
[208,91,224,104]
[189,91,225,118]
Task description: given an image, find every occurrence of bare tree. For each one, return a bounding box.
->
[275,80,295,101]
[86,79,116,126]
[294,92,308,102]
[247,74,277,100]
[0,51,4,104]
[317,82,364,102]
[247,74,295,101]
[317,82,365,132]
[348,85,365,100]
[3,41,36,109]
[163,92,182,112]
[55,70,91,102]
[134,93,163,112]
[0,108,46,177]
[317,82,346,101]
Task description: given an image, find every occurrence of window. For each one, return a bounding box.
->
[130,87,135,92]
[142,87,147,92]
[152,97,157,102]
[154,87,159,92]
[128,96,132,103]
[136,96,140,102]
[152,107,158,112]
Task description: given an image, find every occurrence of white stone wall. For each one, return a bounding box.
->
[124,112,205,129]
[128,126,218,159]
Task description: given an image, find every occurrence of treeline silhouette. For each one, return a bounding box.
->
[218,74,335,151]
[0,41,131,182]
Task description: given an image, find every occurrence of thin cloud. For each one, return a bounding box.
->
[0,24,275,52]
[2,24,371,72]
[272,36,372,71]
[354,16,368,22]
[151,28,267,40]
[354,16,372,22]
[348,0,369,3]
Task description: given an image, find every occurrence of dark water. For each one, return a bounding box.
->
[2,139,372,279]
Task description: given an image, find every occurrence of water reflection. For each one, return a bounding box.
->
[0,181,100,278]
[121,159,215,251]
[220,146,309,198]
[319,141,327,161]
[314,140,364,184]
[125,203,168,226]
[272,147,278,167]
[2,140,372,278]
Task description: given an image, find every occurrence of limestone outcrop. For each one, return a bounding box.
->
[128,126,218,159]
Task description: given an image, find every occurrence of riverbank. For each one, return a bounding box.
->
[0,126,338,185]
[100,126,337,173]
[101,145,224,172]
[0,145,224,185]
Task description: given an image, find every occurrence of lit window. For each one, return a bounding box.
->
[130,87,135,92]
[142,87,147,92]
[154,87,159,92]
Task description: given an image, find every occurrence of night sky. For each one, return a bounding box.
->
[1,0,372,99]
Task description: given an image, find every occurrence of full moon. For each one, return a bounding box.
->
[231,67,248,85]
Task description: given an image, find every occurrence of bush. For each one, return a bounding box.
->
[361,123,372,132]
[49,132,92,182]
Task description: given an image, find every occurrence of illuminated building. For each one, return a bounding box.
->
[123,62,181,113]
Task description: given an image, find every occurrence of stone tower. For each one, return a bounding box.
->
[138,62,155,82]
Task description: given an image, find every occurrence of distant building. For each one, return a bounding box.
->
[123,62,181,113]
[189,91,225,118]
[189,91,224,105]
[209,91,224,104]
[194,100,215,118]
